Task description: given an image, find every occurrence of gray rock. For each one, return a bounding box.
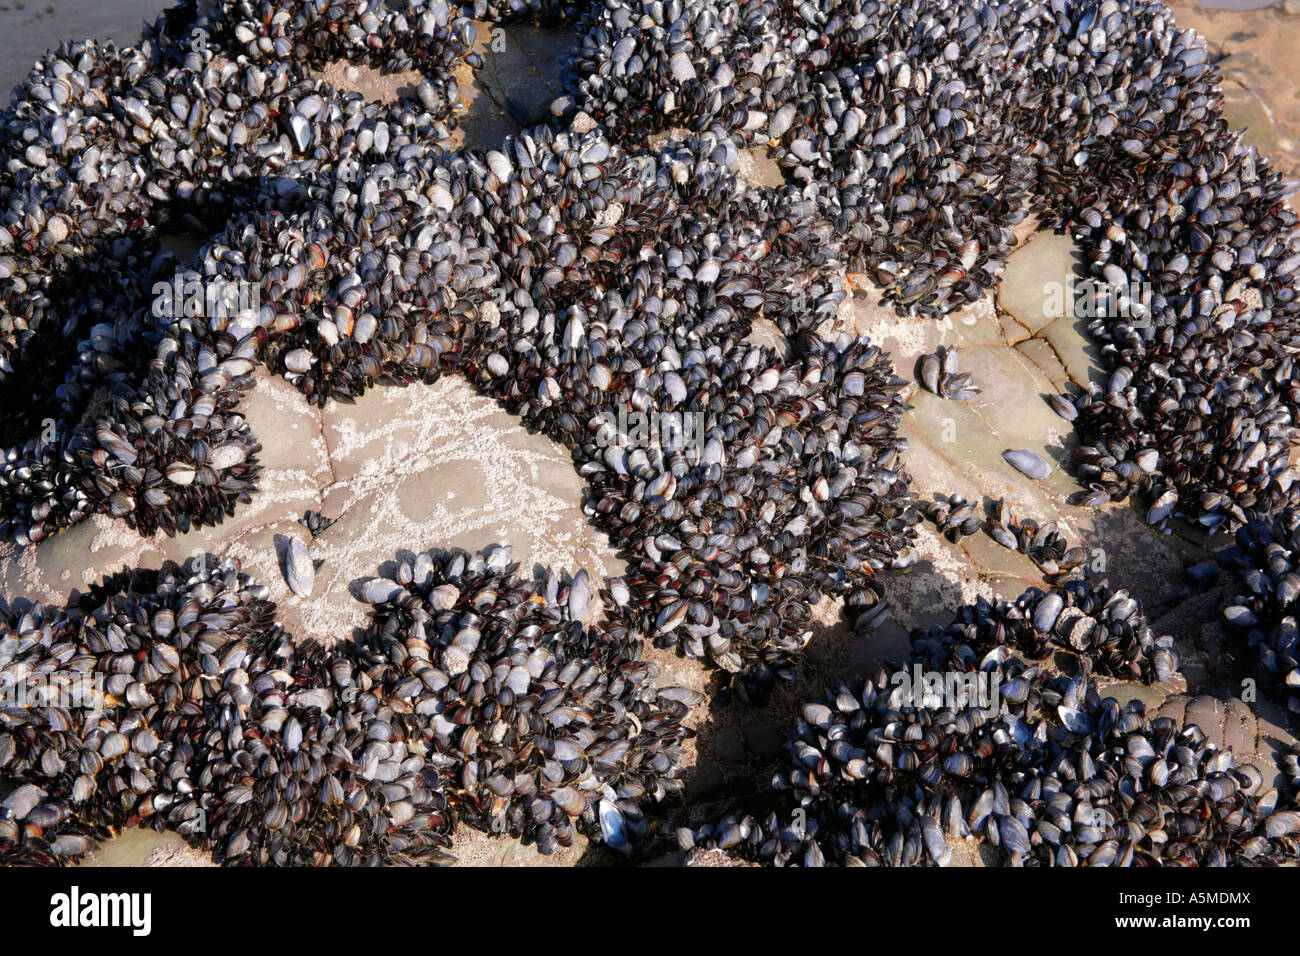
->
[996,233,1083,336]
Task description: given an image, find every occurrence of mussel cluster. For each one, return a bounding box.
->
[573,0,1036,316]
[0,0,1295,673]
[564,0,1300,531]
[0,549,696,864]
[0,0,920,693]
[1217,512,1300,717]
[683,657,1300,866]
[348,546,698,855]
[982,498,1086,581]
[919,494,1084,584]
[915,347,980,402]
[0,0,1297,869]
[908,579,1180,685]
[0,0,478,541]
[0,556,444,866]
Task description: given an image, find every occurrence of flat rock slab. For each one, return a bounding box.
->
[1039,314,1106,388]
[1159,694,1260,756]
[945,344,1077,472]
[1150,691,1300,796]
[451,22,578,149]
[1223,82,1279,150]
[314,60,424,106]
[1095,678,1187,715]
[450,823,590,867]
[735,146,788,187]
[881,524,998,630]
[2,374,620,650]
[838,281,998,363]
[316,24,578,152]
[996,232,1085,337]
[1015,337,1072,393]
[996,232,1107,389]
[838,279,1220,685]
[1169,0,1300,179]
[0,368,330,610]
[78,828,214,868]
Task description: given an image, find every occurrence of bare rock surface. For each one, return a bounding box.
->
[1169,0,1300,181]
[2,374,619,648]
[450,21,578,149]
[840,271,1212,648]
[996,232,1083,338]
[78,829,215,868]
